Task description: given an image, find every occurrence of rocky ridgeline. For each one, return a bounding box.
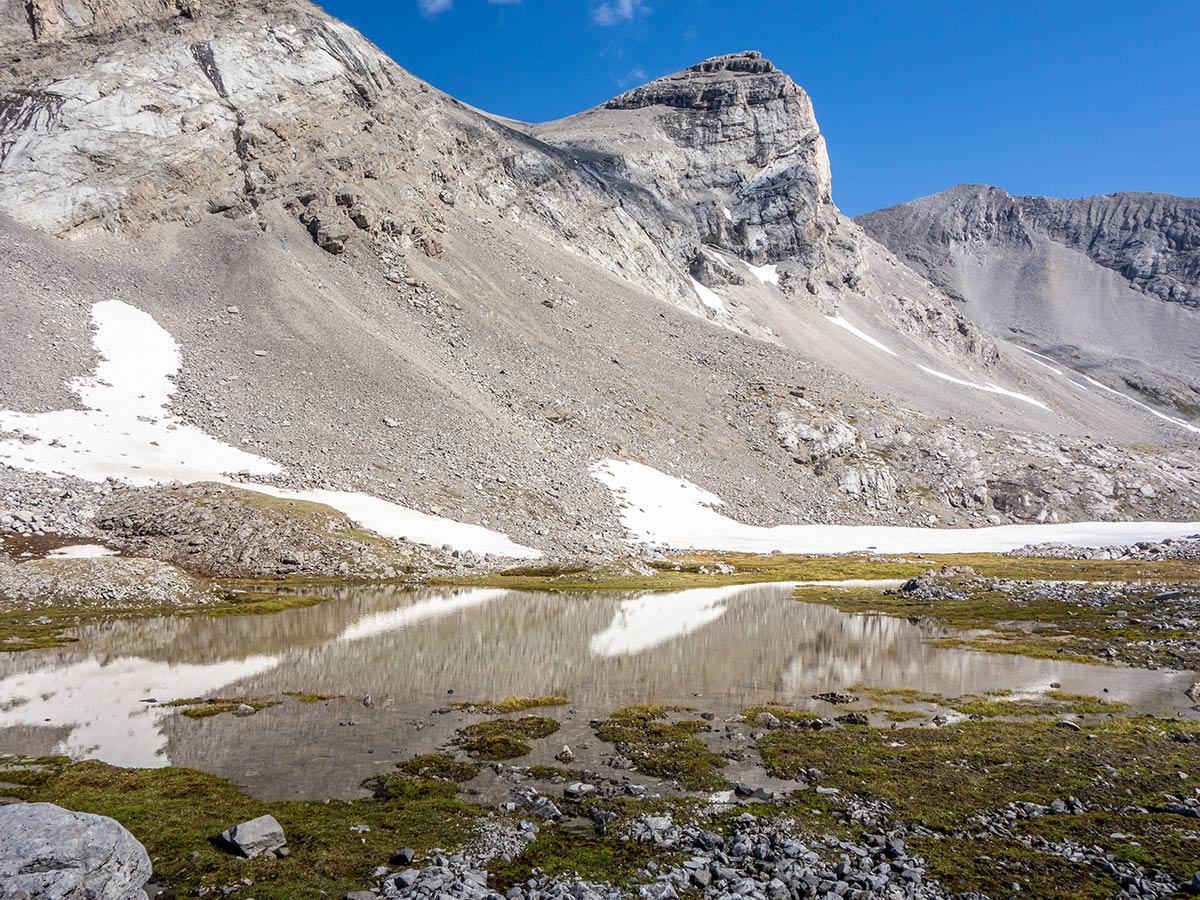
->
[861,185,1200,310]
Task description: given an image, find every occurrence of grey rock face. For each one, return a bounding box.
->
[861,184,1200,309]
[858,183,1200,414]
[0,801,152,900]
[538,51,832,272]
[218,813,287,858]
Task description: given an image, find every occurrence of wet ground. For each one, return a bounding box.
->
[1,582,1195,799]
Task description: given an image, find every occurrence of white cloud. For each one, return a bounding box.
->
[614,65,646,87]
[418,0,453,15]
[592,0,648,25]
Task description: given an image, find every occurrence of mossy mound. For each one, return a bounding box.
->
[455,716,561,760]
[594,705,726,790]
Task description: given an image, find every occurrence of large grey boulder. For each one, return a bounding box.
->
[0,802,152,900]
[217,814,288,859]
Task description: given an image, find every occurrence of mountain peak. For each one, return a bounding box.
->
[686,50,776,75]
[604,49,797,112]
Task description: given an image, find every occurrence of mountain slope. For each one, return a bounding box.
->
[1,1,1198,564]
[858,184,1200,417]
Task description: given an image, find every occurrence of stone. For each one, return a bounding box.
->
[390,848,415,865]
[218,814,288,858]
[0,802,152,900]
[812,691,856,705]
[563,782,595,800]
[1187,683,1200,702]
[554,745,576,763]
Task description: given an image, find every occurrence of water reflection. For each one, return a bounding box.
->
[590,586,750,657]
[0,654,279,766]
[0,583,1195,794]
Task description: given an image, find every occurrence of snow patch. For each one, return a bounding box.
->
[47,544,119,559]
[0,301,283,486]
[747,262,779,286]
[0,300,539,559]
[690,277,727,314]
[591,458,1200,555]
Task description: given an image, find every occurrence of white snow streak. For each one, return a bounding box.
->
[824,315,898,356]
[0,301,539,558]
[591,459,1200,555]
[1015,346,1065,376]
[1079,375,1200,435]
[1014,346,1200,434]
[917,365,1051,411]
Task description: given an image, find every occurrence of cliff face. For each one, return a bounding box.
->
[535,51,835,276]
[860,184,1200,310]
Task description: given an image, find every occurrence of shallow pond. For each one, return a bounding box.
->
[1,583,1195,798]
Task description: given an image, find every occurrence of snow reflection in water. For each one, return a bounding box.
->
[0,582,1194,793]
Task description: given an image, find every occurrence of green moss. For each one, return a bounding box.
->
[451,695,569,714]
[6,760,479,900]
[915,836,1119,900]
[397,754,480,783]
[758,718,1200,832]
[455,716,561,760]
[527,765,582,781]
[205,591,332,617]
[741,704,822,725]
[948,690,1126,718]
[162,697,282,719]
[594,705,726,791]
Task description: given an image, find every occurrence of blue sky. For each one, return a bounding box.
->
[318,0,1199,216]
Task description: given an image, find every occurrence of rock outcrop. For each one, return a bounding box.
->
[0,801,152,900]
[0,553,212,607]
[95,482,444,578]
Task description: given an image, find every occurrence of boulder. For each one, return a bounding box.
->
[0,802,152,900]
[218,814,288,858]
